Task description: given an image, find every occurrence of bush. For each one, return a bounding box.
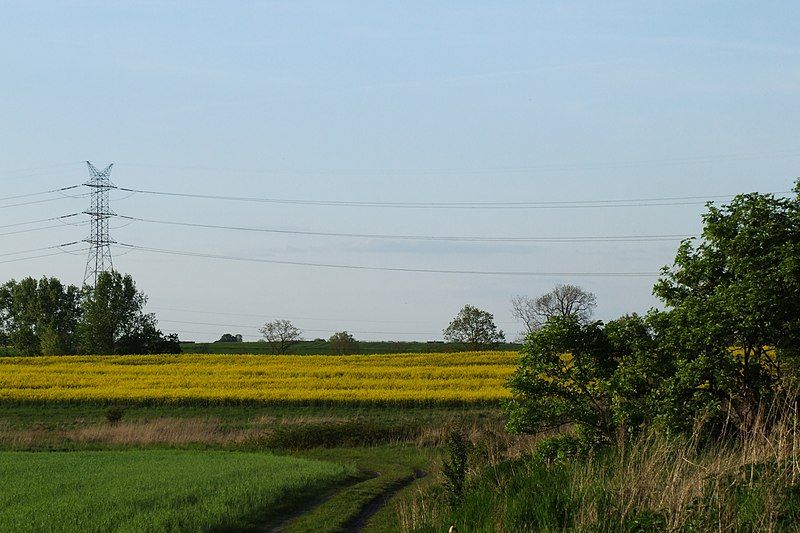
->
[442,431,470,506]
[104,406,124,424]
[533,434,589,466]
[328,331,359,355]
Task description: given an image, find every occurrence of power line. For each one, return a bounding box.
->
[0,193,86,210]
[118,214,696,243]
[164,328,262,339]
[148,305,479,325]
[0,242,81,258]
[0,223,86,238]
[116,186,792,210]
[0,213,80,230]
[157,318,441,336]
[117,242,659,277]
[0,244,87,265]
[0,185,80,202]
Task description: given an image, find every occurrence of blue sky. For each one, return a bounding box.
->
[1,1,798,341]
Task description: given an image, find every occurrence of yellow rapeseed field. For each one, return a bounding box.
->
[0,352,518,405]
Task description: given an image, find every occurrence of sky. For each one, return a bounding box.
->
[1,1,799,342]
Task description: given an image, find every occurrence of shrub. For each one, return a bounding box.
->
[104,406,124,424]
[328,331,359,355]
[533,434,588,466]
[442,431,470,506]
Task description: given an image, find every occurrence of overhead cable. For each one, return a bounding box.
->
[116,186,792,210]
[117,242,659,277]
[0,223,84,238]
[0,213,81,230]
[0,185,81,203]
[0,246,88,265]
[0,242,82,258]
[117,214,695,243]
[157,318,440,336]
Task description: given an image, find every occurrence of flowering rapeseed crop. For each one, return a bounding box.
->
[0,352,517,405]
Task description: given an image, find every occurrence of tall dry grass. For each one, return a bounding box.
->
[0,417,264,448]
[398,395,800,532]
[573,396,800,531]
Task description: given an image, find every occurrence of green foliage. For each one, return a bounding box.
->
[181,339,522,355]
[533,434,589,466]
[0,272,177,356]
[215,333,242,343]
[443,304,505,350]
[505,315,618,441]
[104,406,125,424]
[78,271,178,355]
[0,277,81,355]
[651,187,800,432]
[328,331,359,355]
[441,431,470,506]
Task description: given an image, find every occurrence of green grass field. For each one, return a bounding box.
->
[0,376,516,531]
[0,450,357,532]
[181,339,521,355]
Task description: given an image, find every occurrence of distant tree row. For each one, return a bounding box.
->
[0,271,179,355]
[237,285,594,355]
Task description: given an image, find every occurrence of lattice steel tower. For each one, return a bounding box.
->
[83,161,116,286]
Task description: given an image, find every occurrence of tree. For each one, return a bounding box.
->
[506,315,617,442]
[651,185,800,432]
[329,331,359,355]
[78,271,177,355]
[506,312,665,442]
[443,305,504,350]
[511,284,596,336]
[0,277,81,355]
[216,333,243,343]
[259,319,302,354]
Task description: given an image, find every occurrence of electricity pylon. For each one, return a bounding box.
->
[83,161,116,286]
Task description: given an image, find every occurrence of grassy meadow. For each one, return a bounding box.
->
[0,401,512,532]
[0,450,356,532]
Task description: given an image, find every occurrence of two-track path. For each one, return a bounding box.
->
[265,469,427,532]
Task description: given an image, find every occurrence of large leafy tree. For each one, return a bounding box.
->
[506,316,616,441]
[443,305,505,350]
[78,271,178,355]
[0,277,81,355]
[652,184,800,431]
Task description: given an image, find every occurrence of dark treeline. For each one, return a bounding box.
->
[0,271,178,356]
